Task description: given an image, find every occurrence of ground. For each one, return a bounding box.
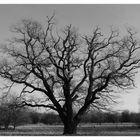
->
[0,123,140,136]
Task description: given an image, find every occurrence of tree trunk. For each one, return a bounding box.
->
[63,121,78,135]
[13,122,16,130]
[4,124,9,130]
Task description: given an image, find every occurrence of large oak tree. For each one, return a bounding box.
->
[0,16,140,134]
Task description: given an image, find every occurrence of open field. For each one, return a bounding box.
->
[0,123,140,136]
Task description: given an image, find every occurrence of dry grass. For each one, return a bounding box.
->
[0,123,140,136]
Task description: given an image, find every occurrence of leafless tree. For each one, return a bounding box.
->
[0,94,22,129]
[0,16,140,134]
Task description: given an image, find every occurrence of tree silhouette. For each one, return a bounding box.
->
[0,16,140,134]
[0,94,22,129]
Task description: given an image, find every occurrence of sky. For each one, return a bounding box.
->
[0,4,140,112]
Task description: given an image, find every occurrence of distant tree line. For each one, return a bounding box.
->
[26,110,140,126]
[81,110,140,124]
[29,110,140,126]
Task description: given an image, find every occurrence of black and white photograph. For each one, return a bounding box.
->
[0,2,140,136]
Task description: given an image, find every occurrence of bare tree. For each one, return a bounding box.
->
[0,94,22,129]
[0,16,140,134]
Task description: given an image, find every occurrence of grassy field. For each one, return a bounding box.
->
[0,123,140,136]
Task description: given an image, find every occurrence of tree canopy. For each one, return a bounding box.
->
[0,16,140,134]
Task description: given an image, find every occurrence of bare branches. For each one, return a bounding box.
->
[21,101,57,111]
[72,27,140,122]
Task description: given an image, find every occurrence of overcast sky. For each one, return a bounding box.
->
[0,4,140,112]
